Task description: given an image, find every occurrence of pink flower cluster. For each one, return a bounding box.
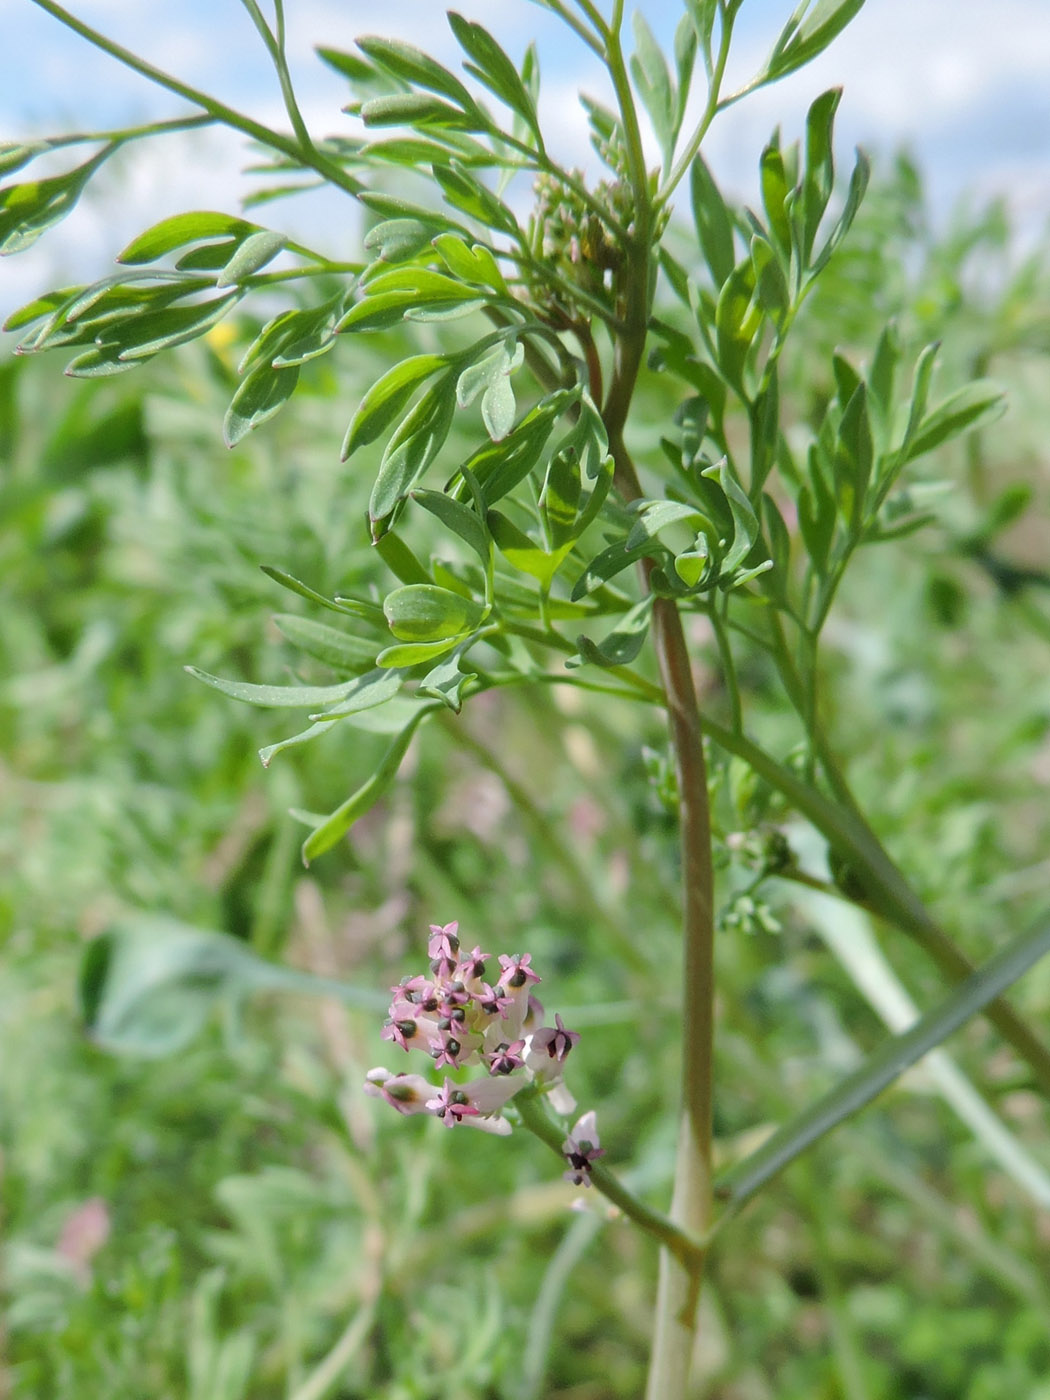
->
[365,921,583,1142]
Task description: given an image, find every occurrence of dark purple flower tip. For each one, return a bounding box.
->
[531,1013,580,1062]
[498,952,541,988]
[487,1039,526,1076]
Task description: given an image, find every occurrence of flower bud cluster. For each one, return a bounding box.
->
[365,922,586,1150]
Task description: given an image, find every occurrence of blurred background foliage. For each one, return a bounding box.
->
[3,156,1050,1399]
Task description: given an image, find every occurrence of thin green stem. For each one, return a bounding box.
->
[528,0,606,57]
[44,114,216,148]
[657,5,735,204]
[239,0,316,157]
[28,0,362,199]
[699,712,1050,1097]
[515,1088,707,1269]
[707,598,742,732]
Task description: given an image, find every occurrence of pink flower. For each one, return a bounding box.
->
[562,1110,605,1186]
[364,1068,434,1116]
[530,1013,580,1065]
[426,1079,480,1127]
[498,952,541,989]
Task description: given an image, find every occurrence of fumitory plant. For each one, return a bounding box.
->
[6,0,1050,1394]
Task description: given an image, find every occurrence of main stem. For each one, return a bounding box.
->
[604,285,715,1396]
[646,591,716,1399]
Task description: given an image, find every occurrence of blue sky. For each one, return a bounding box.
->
[2,1,1049,300]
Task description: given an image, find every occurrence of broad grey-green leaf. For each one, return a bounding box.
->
[433,162,519,235]
[309,665,405,720]
[691,155,736,288]
[417,642,478,711]
[569,597,654,669]
[216,228,287,286]
[763,0,867,85]
[413,488,492,563]
[0,148,111,255]
[360,93,482,131]
[383,583,486,642]
[357,33,482,114]
[300,707,434,863]
[342,353,447,458]
[903,380,1005,463]
[118,210,260,265]
[369,372,458,528]
[98,292,241,361]
[363,217,436,263]
[223,363,300,446]
[185,667,359,708]
[447,13,542,145]
[272,614,378,674]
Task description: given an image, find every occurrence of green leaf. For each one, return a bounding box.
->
[96,292,241,362]
[360,92,483,130]
[750,233,789,324]
[358,190,469,236]
[763,0,867,85]
[690,156,736,287]
[118,210,260,265]
[572,536,658,599]
[272,614,379,674]
[368,371,458,530]
[185,667,360,708]
[63,344,141,378]
[300,708,433,863]
[702,459,762,574]
[363,216,438,263]
[801,88,842,262]
[339,268,485,331]
[371,530,432,587]
[223,363,300,447]
[903,380,1006,463]
[487,509,571,587]
[413,488,492,564]
[717,918,1050,1212]
[80,917,383,1055]
[356,34,482,115]
[308,666,405,720]
[261,565,372,617]
[630,12,675,166]
[216,228,287,286]
[0,148,111,255]
[456,339,524,441]
[462,389,576,506]
[447,13,542,145]
[835,382,873,527]
[418,643,478,711]
[715,259,760,397]
[797,446,836,574]
[0,140,49,178]
[759,136,793,257]
[570,597,654,669]
[3,283,80,333]
[432,232,508,292]
[433,162,519,235]
[809,148,870,275]
[383,583,486,642]
[376,637,464,667]
[342,353,448,458]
